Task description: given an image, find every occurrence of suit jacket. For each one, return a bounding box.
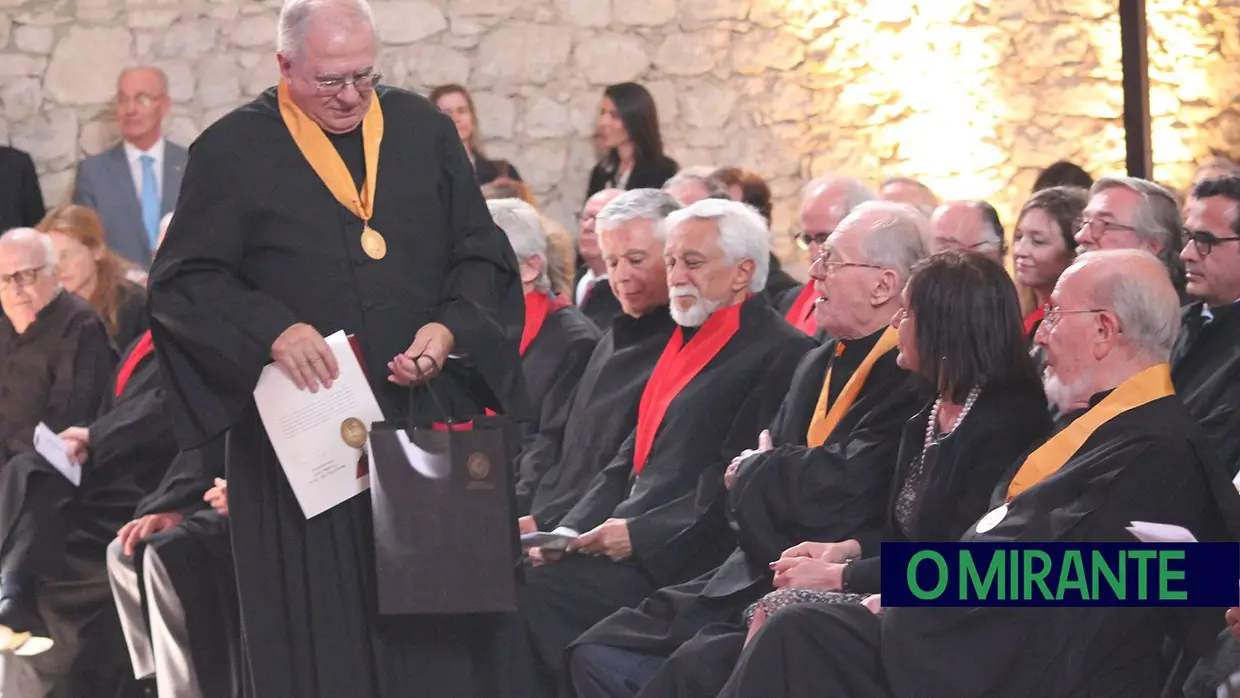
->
[72,140,188,269]
[0,146,45,231]
[586,154,679,199]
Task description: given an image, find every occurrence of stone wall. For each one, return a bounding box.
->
[1,0,1238,273]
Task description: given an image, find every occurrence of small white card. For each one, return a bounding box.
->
[1126,521,1199,544]
[33,422,81,487]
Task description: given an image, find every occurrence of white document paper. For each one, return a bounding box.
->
[1232,467,1240,493]
[1126,521,1199,544]
[253,330,385,519]
[520,531,578,551]
[33,422,81,487]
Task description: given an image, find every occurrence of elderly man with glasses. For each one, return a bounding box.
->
[927,200,1006,263]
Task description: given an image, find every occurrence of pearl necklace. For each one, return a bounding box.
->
[922,385,982,456]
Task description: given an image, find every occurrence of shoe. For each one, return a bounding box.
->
[0,597,53,656]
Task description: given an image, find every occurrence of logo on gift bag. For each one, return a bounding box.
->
[466,452,493,490]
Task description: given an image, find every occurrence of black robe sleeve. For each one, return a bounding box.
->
[87,370,172,472]
[147,135,303,448]
[113,281,149,352]
[558,431,637,533]
[18,149,44,227]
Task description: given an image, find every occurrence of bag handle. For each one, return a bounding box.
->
[406,354,454,428]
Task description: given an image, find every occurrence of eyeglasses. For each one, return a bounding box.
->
[811,254,885,277]
[0,267,44,290]
[1076,216,1137,241]
[575,212,598,227]
[793,231,832,251]
[315,71,383,95]
[935,238,1000,252]
[1185,229,1240,257]
[1041,303,1108,330]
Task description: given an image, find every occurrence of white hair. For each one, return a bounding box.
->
[118,66,169,95]
[0,228,58,270]
[595,188,683,244]
[845,201,930,286]
[277,0,376,60]
[663,171,729,200]
[1074,249,1181,362]
[1089,176,1184,283]
[488,198,549,291]
[665,198,771,292]
[806,176,877,215]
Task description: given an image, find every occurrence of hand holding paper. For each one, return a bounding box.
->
[33,422,82,487]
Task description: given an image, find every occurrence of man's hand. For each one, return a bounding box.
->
[58,426,90,465]
[389,323,455,386]
[567,518,632,561]
[271,323,338,392]
[117,512,184,556]
[204,478,229,517]
[862,594,883,615]
[518,516,537,535]
[725,430,774,489]
[769,557,846,591]
[528,546,564,566]
[779,539,860,564]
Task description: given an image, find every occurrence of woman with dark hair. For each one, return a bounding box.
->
[1012,186,1089,338]
[586,82,678,197]
[744,251,1052,637]
[430,83,522,186]
[1033,160,1093,192]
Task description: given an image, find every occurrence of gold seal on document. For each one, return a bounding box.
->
[341,417,368,448]
[361,225,387,260]
[467,452,490,481]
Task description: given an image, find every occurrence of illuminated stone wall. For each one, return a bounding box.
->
[0,0,1236,270]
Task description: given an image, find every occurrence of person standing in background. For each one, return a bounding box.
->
[0,146,45,232]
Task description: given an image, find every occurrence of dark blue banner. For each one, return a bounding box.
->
[880,542,1240,607]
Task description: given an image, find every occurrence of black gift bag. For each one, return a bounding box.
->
[367,378,518,615]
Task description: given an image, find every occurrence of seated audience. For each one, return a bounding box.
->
[782,176,876,333]
[928,200,1005,263]
[0,228,117,464]
[587,82,678,197]
[719,249,1240,698]
[108,437,241,698]
[877,176,939,217]
[1012,186,1089,339]
[430,83,522,185]
[576,189,626,328]
[37,204,149,350]
[708,168,801,315]
[568,201,930,698]
[514,199,815,691]
[1074,175,1186,298]
[1033,160,1094,192]
[481,177,537,205]
[517,189,680,528]
[542,215,578,298]
[662,171,728,206]
[0,145,45,231]
[1194,151,1240,185]
[488,198,600,482]
[745,252,1052,642]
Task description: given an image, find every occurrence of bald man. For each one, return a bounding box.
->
[576,188,626,327]
[73,67,187,269]
[878,177,939,217]
[929,200,1006,263]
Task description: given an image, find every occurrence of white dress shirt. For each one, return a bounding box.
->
[123,138,166,203]
[576,268,607,305]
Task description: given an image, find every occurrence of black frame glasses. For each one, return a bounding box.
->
[1185,229,1240,257]
[792,231,832,251]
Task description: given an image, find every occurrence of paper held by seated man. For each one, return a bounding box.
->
[253,330,385,518]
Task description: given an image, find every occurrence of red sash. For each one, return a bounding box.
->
[632,302,743,474]
[115,330,154,397]
[1023,306,1045,338]
[784,284,819,335]
[521,291,571,355]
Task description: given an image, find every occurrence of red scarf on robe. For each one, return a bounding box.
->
[1023,306,1045,338]
[632,301,743,474]
[115,330,154,397]
[521,291,571,355]
[784,284,819,335]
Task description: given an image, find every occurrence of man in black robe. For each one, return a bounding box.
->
[107,436,241,698]
[516,189,680,527]
[575,189,626,328]
[513,198,816,691]
[0,328,175,697]
[720,250,1240,698]
[488,198,600,486]
[566,201,931,698]
[0,228,117,464]
[145,1,527,695]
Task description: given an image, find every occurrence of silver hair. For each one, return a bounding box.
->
[1075,249,1181,362]
[0,228,59,270]
[278,0,376,60]
[805,176,877,216]
[1090,176,1184,282]
[595,188,683,244]
[488,198,550,291]
[847,201,930,286]
[662,171,729,200]
[665,198,771,292]
[118,66,169,95]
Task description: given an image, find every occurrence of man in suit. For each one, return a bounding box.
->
[0,146,46,232]
[72,66,187,269]
[575,188,625,328]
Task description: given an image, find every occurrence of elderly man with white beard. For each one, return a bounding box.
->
[509,199,816,694]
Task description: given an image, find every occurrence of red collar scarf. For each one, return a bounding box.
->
[115,330,155,397]
[521,291,571,355]
[632,302,743,474]
[1023,306,1045,338]
[784,284,819,335]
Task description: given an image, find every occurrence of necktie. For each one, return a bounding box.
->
[140,154,160,252]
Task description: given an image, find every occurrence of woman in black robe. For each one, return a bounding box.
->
[744,252,1052,637]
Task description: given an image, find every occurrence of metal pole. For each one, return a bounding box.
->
[1120,0,1152,179]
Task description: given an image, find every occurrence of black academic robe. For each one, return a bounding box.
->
[762,255,801,313]
[0,337,175,698]
[0,145,45,231]
[112,280,149,353]
[519,308,678,524]
[579,272,625,330]
[514,304,600,491]
[514,296,815,688]
[146,85,527,698]
[1172,301,1240,475]
[567,331,923,698]
[475,156,522,185]
[719,393,1240,698]
[0,291,117,464]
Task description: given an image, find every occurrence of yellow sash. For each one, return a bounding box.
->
[806,327,899,447]
[1006,363,1174,499]
[276,80,384,225]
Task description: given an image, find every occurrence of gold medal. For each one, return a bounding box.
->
[361,225,387,260]
[341,417,368,448]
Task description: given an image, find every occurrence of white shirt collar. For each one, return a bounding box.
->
[123,137,166,165]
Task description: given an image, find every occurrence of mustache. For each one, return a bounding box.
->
[670,286,700,299]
